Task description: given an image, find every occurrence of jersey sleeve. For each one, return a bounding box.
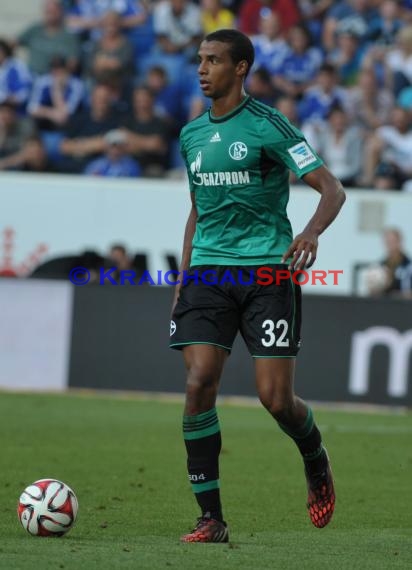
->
[262,114,323,178]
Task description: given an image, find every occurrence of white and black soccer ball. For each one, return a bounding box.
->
[18,479,78,537]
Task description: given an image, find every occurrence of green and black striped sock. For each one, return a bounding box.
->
[183,408,223,522]
[278,407,327,475]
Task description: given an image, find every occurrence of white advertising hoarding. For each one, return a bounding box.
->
[1,172,412,294]
[0,279,73,391]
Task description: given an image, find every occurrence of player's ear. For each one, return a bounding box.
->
[236,60,248,78]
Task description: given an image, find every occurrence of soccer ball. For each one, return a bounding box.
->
[17,479,78,537]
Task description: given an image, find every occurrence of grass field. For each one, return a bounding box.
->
[0,392,411,570]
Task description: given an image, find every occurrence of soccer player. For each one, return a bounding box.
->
[170,29,345,543]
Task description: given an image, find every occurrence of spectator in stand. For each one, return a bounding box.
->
[58,83,121,173]
[366,0,403,46]
[322,0,379,52]
[238,0,300,36]
[385,25,412,96]
[272,24,323,99]
[361,45,390,91]
[121,85,171,176]
[397,85,412,120]
[0,136,51,172]
[66,0,151,70]
[186,74,208,121]
[96,75,131,117]
[250,9,289,76]
[347,67,394,131]
[381,228,412,297]
[367,228,412,297]
[28,56,84,131]
[66,0,147,42]
[109,244,133,270]
[275,95,299,125]
[401,0,412,23]
[18,0,81,75]
[298,63,349,124]
[0,39,32,109]
[361,106,412,189]
[246,67,274,105]
[105,243,149,283]
[305,104,364,187]
[84,128,141,177]
[148,0,202,82]
[361,2,404,90]
[201,0,235,34]
[327,29,365,87]
[144,63,209,130]
[107,243,135,281]
[0,102,37,159]
[87,10,134,90]
[298,0,333,46]
[144,65,185,131]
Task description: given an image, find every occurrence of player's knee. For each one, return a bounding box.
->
[185,367,219,415]
[186,363,219,392]
[260,392,294,421]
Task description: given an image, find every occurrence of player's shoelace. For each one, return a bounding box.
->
[180,515,229,543]
[306,465,335,528]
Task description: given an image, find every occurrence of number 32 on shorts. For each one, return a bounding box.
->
[261,319,289,347]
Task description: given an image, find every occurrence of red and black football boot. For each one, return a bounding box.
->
[306,457,335,528]
[180,513,229,543]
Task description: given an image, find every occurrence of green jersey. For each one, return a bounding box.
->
[180,96,323,266]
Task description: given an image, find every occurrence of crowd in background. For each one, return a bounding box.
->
[1,0,412,189]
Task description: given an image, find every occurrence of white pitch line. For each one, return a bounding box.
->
[318,424,412,434]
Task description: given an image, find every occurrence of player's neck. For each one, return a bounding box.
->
[210,89,248,118]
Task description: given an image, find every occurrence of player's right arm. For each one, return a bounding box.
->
[171,191,197,315]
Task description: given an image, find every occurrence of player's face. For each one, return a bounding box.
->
[197,41,245,99]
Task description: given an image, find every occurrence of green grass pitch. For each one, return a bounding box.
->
[0,392,411,570]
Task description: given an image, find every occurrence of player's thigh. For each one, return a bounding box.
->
[170,269,240,352]
[182,344,229,413]
[254,357,296,409]
[240,279,302,357]
[183,343,229,386]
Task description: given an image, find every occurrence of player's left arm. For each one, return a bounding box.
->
[282,165,345,270]
[261,116,345,269]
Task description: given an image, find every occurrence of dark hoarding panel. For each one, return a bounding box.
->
[69,287,412,406]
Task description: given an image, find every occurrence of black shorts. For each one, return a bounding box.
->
[169,265,302,357]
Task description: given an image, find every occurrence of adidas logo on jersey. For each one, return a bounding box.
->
[210,132,221,142]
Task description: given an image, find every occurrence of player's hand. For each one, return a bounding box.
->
[170,284,181,317]
[282,231,318,271]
